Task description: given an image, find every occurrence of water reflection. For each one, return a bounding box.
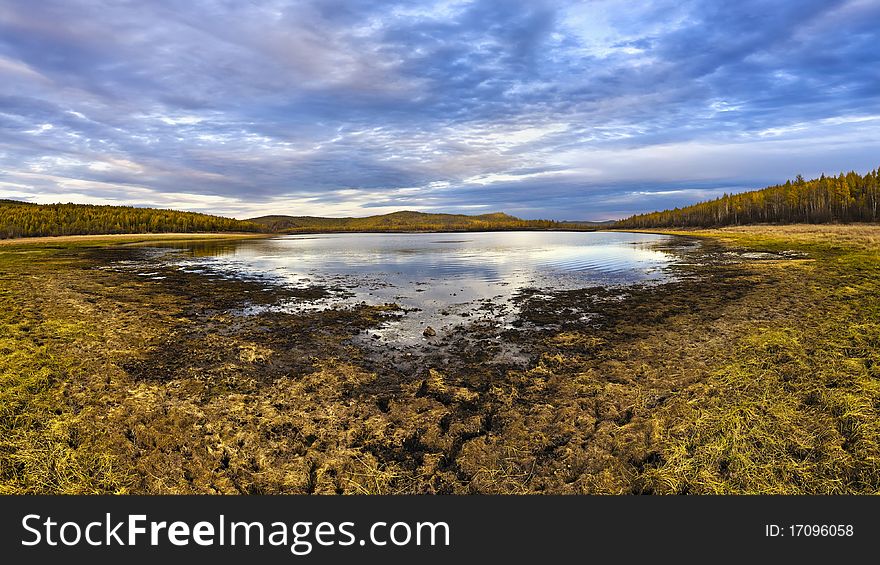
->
[135,239,242,257]
[153,231,679,342]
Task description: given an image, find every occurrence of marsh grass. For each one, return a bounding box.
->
[0,249,135,493]
[636,226,880,493]
[2,225,879,494]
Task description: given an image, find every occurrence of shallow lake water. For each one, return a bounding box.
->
[139,231,682,346]
[134,232,676,343]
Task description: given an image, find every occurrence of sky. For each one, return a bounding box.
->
[1,0,879,221]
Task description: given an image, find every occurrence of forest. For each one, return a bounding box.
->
[248,210,563,232]
[616,167,880,228]
[0,200,265,239]
[0,203,563,239]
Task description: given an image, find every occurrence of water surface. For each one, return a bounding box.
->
[143,231,680,344]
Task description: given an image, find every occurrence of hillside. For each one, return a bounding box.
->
[0,200,265,239]
[616,167,880,228]
[249,210,562,232]
[559,220,616,228]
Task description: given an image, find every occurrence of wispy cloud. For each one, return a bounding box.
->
[1,0,878,220]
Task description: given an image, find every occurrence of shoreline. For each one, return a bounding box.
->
[5,222,877,244]
[0,228,603,244]
[0,232,270,246]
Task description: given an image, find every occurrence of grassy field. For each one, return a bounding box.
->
[1,225,878,494]
[632,226,880,493]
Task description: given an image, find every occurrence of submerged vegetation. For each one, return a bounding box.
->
[617,166,880,228]
[1,226,879,494]
[0,200,265,239]
[249,210,562,233]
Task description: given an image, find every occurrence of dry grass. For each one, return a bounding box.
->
[634,225,880,493]
[642,223,880,250]
[2,224,879,493]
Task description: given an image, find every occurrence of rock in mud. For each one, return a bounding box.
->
[423,326,437,337]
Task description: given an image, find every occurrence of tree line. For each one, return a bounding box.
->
[0,200,265,239]
[0,202,569,239]
[615,167,880,228]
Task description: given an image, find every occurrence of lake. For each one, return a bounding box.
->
[138,231,681,346]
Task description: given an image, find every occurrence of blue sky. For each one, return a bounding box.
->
[1,0,878,220]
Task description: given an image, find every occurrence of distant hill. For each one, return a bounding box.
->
[616,166,880,228]
[0,201,592,240]
[0,200,265,239]
[248,210,564,233]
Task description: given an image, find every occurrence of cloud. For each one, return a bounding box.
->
[0,0,878,220]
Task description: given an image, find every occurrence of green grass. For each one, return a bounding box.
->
[639,227,880,493]
[0,248,134,493]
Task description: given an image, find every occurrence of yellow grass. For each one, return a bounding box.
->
[2,224,879,493]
